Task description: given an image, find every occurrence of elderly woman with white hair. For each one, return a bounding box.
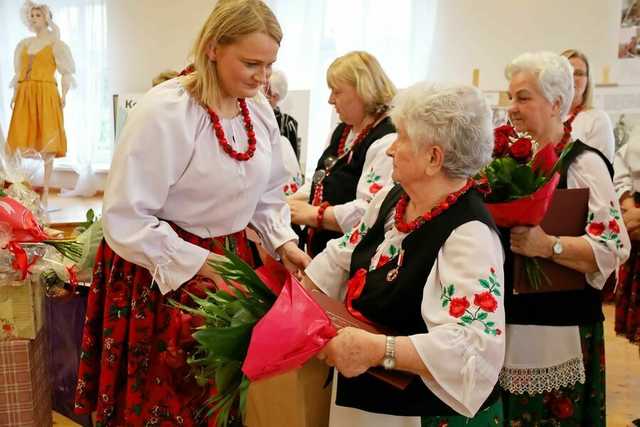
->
[303,82,506,426]
[501,51,630,425]
[266,69,300,160]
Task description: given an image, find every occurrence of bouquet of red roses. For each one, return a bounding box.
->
[479,124,573,288]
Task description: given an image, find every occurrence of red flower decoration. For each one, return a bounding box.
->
[550,396,574,419]
[509,138,533,162]
[349,230,361,245]
[474,291,498,312]
[531,143,559,176]
[449,296,470,318]
[376,255,390,268]
[290,183,298,193]
[588,222,606,236]
[369,183,383,194]
[2,323,13,333]
[608,219,620,234]
[493,125,516,157]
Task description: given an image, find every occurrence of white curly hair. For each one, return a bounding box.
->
[505,51,575,119]
[390,82,494,178]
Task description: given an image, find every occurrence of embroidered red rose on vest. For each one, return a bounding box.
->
[448,297,470,318]
[550,396,574,419]
[587,222,605,236]
[608,219,620,234]
[349,230,361,245]
[369,183,383,194]
[473,291,498,312]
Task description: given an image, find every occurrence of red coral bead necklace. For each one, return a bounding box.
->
[207,99,256,161]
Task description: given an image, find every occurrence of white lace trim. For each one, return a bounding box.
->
[498,357,586,394]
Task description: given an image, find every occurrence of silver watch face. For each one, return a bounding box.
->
[382,357,395,370]
[553,240,563,255]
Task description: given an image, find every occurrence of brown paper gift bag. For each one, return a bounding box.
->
[0,278,45,340]
[244,358,331,427]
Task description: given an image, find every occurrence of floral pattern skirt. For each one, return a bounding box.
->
[501,323,605,426]
[615,241,640,347]
[422,398,503,426]
[73,226,254,427]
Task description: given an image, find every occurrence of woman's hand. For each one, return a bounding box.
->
[196,253,227,289]
[623,207,640,233]
[510,225,554,258]
[288,199,317,227]
[276,240,311,277]
[317,327,385,378]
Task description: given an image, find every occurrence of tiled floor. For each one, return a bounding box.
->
[47,195,640,426]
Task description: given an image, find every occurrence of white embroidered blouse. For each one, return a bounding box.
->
[571,109,615,163]
[292,129,396,233]
[102,79,297,295]
[305,184,506,419]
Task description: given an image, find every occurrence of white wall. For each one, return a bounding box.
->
[428,0,622,90]
[107,0,624,95]
[107,0,216,95]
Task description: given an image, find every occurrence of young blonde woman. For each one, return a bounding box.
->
[73,1,309,425]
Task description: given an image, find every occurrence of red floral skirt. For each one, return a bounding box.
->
[73,225,254,427]
[615,240,640,346]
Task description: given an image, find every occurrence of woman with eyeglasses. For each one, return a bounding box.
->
[288,51,397,256]
[561,49,615,164]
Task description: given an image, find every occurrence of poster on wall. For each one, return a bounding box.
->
[112,93,144,142]
[618,0,640,84]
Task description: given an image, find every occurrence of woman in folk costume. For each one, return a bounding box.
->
[561,49,615,164]
[614,130,640,354]
[73,1,309,425]
[288,51,397,256]
[7,1,75,206]
[304,82,506,426]
[500,51,630,425]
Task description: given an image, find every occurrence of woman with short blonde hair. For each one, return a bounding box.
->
[74,1,309,425]
[289,51,398,256]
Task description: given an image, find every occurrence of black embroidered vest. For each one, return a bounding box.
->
[504,140,615,326]
[335,185,500,416]
[307,118,395,256]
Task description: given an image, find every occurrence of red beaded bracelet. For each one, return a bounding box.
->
[316,202,330,229]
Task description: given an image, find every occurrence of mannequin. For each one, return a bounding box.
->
[6,1,75,208]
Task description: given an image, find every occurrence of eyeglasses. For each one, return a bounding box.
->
[574,70,588,78]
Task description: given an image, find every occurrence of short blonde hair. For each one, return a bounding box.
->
[327,51,397,114]
[561,49,594,110]
[183,0,282,107]
[152,70,179,87]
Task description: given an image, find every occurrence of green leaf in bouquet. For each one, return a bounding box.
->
[215,360,243,395]
[192,323,255,360]
[508,166,538,199]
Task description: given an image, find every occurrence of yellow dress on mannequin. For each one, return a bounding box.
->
[7,43,68,157]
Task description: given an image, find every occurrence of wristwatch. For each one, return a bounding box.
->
[382,336,396,370]
[551,236,563,257]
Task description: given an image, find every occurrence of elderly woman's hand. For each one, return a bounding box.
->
[510,225,554,258]
[288,199,317,227]
[317,327,385,378]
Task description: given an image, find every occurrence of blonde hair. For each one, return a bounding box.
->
[327,51,397,114]
[152,70,179,87]
[183,0,282,107]
[561,49,593,110]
